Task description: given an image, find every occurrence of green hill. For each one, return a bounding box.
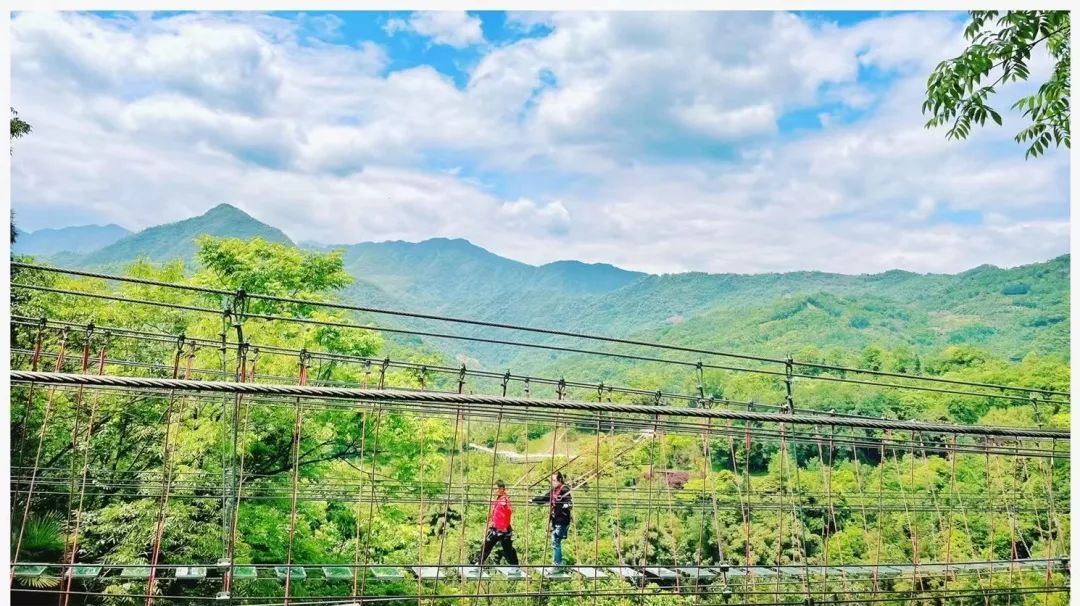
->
[35,206,1069,373]
[337,238,643,307]
[79,203,293,267]
[13,223,130,256]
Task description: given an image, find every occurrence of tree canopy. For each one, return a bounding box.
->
[11,107,31,246]
[10,106,31,147]
[923,11,1070,158]
[9,237,1071,605]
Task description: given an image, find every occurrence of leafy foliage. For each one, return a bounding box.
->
[11,106,31,247]
[9,235,1070,605]
[10,106,31,152]
[923,10,1070,158]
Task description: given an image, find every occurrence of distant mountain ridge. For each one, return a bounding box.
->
[13,224,131,256]
[19,204,1070,367]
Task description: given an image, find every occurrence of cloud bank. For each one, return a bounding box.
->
[10,11,1069,274]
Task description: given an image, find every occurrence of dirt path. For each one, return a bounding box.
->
[466,443,562,463]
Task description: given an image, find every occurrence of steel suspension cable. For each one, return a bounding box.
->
[774,419,786,600]
[787,423,811,606]
[659,425,682,594]
[454,408,468,601]
[61,326,95,602]
[15,262,1070,400]
[873,435,885,595]
[349,410,368,599]
[413,401,427,605]
[11,372,1067,440]
[223,345,255,599]
[10,328,68,586]
[694,418,709,606]
[60,337,108,606]
[913,430,948,602]
[944,434,958,595]
[983,437,997,604]
[433,406,463,592]
[145,343,190,606]
[638,413,660,605]
[1042,438,1059,592]
[475,406,503,600]
[738,418,752,603]
[592,410,601,606]
[282,354,309,606]
[1007,442,1021,606]
[14,318,46,481]
[12,278,1070,406]
[357,401,384,598]
[539,406,561,591]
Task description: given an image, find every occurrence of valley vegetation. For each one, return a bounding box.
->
[9,235,1070,605]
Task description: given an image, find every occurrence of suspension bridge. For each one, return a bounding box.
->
[8,262,1071,605]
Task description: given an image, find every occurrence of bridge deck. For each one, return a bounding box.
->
[14,558,1064,582]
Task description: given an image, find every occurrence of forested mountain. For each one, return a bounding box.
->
[12,223,130,256]
[23,204,1069,374]
[77,204,293,267]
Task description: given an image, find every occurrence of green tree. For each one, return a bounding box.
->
[923,11,1070,158]
[10,106,31,151]
[10,107,31,246]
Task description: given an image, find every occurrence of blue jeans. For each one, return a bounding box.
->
[551,524,568,565]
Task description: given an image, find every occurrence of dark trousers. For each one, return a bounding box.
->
[478,528,519,565]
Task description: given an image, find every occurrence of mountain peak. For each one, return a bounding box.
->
[80,203,293,266]
[203,203,252,218]
[418,237,488,251]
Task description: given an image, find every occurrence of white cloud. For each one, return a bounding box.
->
[504,12,555,33]
[495,198,572,234]
[9,10,1069,276]
[385,11,484,48]
[911,196,937,220]
[672,102,777,140]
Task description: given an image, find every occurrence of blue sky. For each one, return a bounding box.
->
[9,10,1069,274]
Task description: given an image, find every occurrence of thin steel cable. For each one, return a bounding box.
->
[60,339,108,606]
[13,263,1070,399]
[638,413,660,605]
[12,278,1069,404]
[36,314,1049,423]
[945,434,959,595]
[15,356,1065,458]
[282,356,309,606]
[224,346,255,598]
[413,402,426,605]
[592,410,601,606]
[1042,438,1059,590]
[13,318,45,478]
[10,329,68,586]
[60,330,94,605]
[433,408,462,591]
[349,410,367,598]
[454,406,469,600]
[10,372,1067,439]
[985,438,996,602]
[694,418,709,606]
[145,348,189,606]
[475,408,503,596]
[357,402,384,598]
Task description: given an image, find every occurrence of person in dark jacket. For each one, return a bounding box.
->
[531,471,572,567]
[477,480,519,565]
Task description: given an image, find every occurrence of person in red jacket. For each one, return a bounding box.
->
[477,480,519,565]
